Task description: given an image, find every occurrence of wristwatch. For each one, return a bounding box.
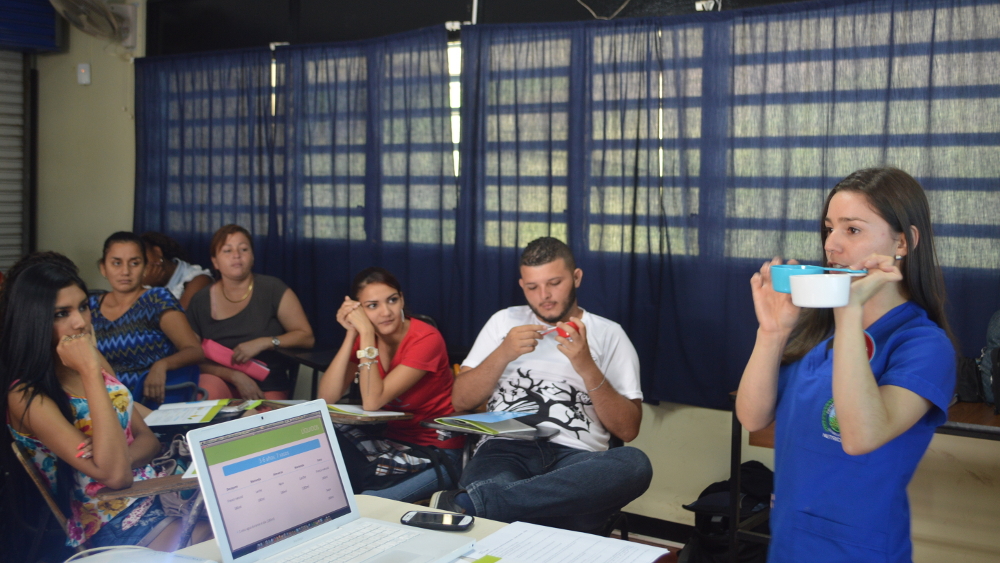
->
[356,346,379,360]
[271,337,281,349]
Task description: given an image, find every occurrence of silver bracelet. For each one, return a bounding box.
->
[358,361,376,369]
[587,376,606,393]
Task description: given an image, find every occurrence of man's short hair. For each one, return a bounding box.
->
[520,237,576,271]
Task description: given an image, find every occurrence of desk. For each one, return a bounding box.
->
[253,400,413,426]
[936,401,1000,440]
[328,411,413,425]
[175,495,507,561]
[273,347,335,400]
[94,474,199,502]
[420,420,560,441]
[727,398,1000,563]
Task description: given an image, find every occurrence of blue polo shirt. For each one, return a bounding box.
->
[769,301,954,563]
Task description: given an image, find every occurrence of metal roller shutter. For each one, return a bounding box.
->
[0,50,26,272]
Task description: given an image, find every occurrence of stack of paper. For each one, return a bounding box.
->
[466,521,671,563]
[434,412,535,435]
[143,400,229,426]
[327,404,405,418]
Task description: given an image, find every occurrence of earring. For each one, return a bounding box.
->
[895,255,903,260]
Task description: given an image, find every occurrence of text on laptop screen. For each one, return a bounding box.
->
[198,411,351,558]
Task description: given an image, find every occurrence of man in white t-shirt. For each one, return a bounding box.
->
[430,237,653,532]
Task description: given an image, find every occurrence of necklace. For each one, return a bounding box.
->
[221,276,254,303]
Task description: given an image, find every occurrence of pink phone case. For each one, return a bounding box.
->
[201,338,270,381]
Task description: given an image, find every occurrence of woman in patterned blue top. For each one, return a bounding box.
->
[89,232,204,406]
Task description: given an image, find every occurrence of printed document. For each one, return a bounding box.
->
[143,400,229,426]
[467,521,670,563]
[326,404,403,418]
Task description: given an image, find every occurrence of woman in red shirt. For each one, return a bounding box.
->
[319,267,463,502]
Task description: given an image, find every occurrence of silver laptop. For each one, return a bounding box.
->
[187,400,474,563]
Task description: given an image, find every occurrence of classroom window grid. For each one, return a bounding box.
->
[155,2,1000,268]
[724,4,1000,268]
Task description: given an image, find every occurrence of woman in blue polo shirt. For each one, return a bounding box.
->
[736,167,956,563]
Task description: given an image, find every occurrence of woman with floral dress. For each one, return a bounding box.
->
[1,259,212,549]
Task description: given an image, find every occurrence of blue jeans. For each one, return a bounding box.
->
[459,439,653,532]
[362,448,463,504]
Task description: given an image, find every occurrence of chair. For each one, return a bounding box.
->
[163,380,208,402]
[10,441,75,546]
[728,394,773,563]
[409,313,438,328]
[10,441,203,551]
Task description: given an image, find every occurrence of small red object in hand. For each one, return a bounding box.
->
[556,321,579,338]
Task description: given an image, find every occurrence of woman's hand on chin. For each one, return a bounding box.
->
[845,254,903,308]
[56,333,101,375]
[336,297,361,333]
[346,304,375,338]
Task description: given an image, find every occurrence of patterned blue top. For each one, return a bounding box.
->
[89,287,198,404]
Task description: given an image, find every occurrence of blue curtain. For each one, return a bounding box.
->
[271,27,458,346]
[135,1,1000,409]
[135,27,458,348]
[135,47,276,260]
[456,0,1000,408]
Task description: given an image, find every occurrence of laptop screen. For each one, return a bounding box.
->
[197,411,352,559]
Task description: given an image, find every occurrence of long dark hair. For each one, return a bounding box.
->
[140,231,189,262]
[350,267,411,319]
[0,261,87,537]
[1,261,89,425]
[351,267,403,299]
[100,231,147,265]
[0,251,78,337]
[783,167,955,363]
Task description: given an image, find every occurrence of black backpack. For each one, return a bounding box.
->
[957,321,1000,413]
[979,311,1000,411]
[678,461,772,563]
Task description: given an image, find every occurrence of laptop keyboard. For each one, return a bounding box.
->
[278,521,420,563]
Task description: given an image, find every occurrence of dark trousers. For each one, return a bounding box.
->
[459,438,653,532]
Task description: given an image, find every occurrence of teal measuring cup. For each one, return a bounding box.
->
[770,264,825,293]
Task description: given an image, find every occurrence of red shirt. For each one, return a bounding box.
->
[352,318,463,448]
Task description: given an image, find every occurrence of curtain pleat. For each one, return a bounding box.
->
[135,1,1000,409]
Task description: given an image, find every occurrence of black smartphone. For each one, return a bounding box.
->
[400,510,474,532]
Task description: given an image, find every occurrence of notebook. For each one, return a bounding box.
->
[186,400,474,563]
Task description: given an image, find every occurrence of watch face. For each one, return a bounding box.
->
[358,346,378,359]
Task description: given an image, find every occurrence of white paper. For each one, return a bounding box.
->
[155,400,226,410]
[143,400,227,426]
[467,521,670,563]
[327,404,403,418]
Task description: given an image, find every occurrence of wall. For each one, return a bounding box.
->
[33,5,1000,561]
[35,1,145,291]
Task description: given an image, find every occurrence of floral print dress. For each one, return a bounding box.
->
[8,370,159,547]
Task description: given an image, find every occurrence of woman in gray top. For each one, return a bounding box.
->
[186,224,314,400]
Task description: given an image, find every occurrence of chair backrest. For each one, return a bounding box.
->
[409,312,437,328]
[163,380,208,401]
[10,441,69,535]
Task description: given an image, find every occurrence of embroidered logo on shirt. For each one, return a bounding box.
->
[821,398,841,442]
[819,333,872,443]
[864,330,876,361]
